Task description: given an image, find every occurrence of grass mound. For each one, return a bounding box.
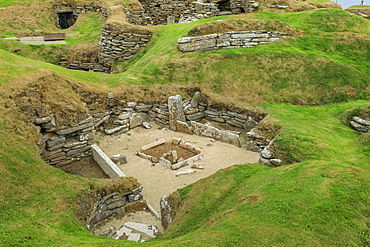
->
[186,19,302,37]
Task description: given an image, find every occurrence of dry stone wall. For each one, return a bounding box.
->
[178,31,290,52]
[126,0,259,26]
[88,186,145,230]
[59,61,109,73]
[35,93,270,168]
[98,27,152,68]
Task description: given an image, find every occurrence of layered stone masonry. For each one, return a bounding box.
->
[35,93,270,168]
[350,116,370,133]
[88,186,145,230]
[56,4,111,72]
[55,4,108,29]
[98,28,152,69]
[126,0,259,26]
[178,31,290,52]
[59,61,109,73]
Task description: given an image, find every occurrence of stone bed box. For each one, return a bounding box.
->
[136,138,203,170]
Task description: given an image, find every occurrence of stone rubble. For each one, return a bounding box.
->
[350,116,370,133]
[110,154,127,165]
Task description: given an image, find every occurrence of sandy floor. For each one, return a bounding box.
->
[96,122,261,213]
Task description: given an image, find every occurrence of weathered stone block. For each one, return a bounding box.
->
[176,121,193,134]
[168,95,186,131]
[111,154,127,165]
[141,139,165,151]
[175,169,196,177]
[354,116,370,126]
[129,113,146,128]
[47,136,66,148]
[186,112,205,121]
[178,39,217,52]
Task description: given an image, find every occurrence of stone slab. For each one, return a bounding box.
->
[91,144,126,178]
[124,222,159,238]
[141,139,165,151]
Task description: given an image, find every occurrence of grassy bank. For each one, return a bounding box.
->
[1,2,370,246]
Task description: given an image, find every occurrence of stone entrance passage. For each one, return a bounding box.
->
[58,12,75,29]
[217,0,232,12]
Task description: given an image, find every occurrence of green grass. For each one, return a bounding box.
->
[265,101,370,167]
[65,12,106,46]
[347,5,370,9]
[150,101,370,246]
[0,0,38,7]
[116,9,370,105]
[1,3,370,246]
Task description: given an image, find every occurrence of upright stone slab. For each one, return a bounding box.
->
[160,196,172,230]
[190,91,201,107]
[168,95,186,131]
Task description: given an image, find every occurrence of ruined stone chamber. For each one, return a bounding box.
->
[33,91,280,241]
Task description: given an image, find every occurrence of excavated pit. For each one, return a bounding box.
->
[95,122,261,214]
[56,157,109,179]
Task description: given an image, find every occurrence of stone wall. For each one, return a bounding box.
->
[54,4,107,29]
[59,61,109,73]
[88,186,145,230]
[35,93,267,167]
[126,0,259,26]
[178,31,290,52]
[98,25,152,68]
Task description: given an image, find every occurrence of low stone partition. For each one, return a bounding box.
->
[188,121,240,146]
[350,116,370,133]
[136,137,203,170]
[91,144,126,178]
[178,30,290,52]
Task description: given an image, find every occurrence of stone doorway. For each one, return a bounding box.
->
[58,12,75,29]
[217,0,231,12]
